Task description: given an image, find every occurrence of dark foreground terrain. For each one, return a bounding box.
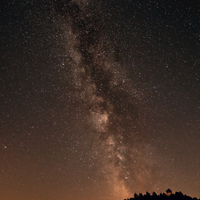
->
[125,190,199,200]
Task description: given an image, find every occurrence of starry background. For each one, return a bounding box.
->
[0,0,199,200]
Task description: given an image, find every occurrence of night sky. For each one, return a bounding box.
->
[1,0,199,200]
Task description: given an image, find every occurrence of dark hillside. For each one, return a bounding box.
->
[125,190,199,200]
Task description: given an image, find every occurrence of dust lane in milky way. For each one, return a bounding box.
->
[54,0,155,198]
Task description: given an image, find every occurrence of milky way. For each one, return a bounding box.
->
[54,0,156,198]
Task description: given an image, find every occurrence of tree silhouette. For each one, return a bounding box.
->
[124,190,200,200]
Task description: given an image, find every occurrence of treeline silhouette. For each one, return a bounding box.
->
[124,190,199,200]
